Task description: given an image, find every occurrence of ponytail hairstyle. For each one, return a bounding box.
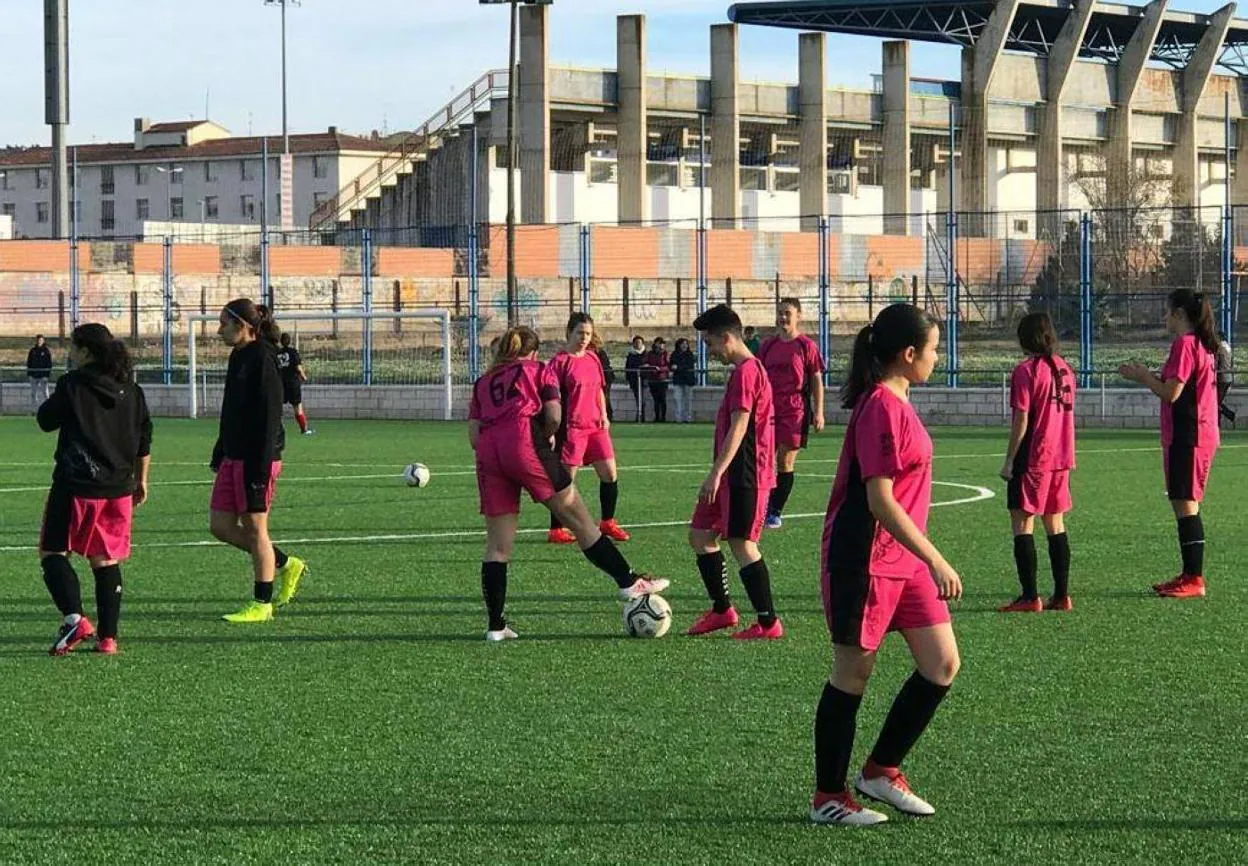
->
[566,312,595,338]
[72,323,134,384]
[840,303,937,409]
[223,298,282,346]
[1168,289,1219,353]
[1018,310,1069,401]
[491,326,541,370]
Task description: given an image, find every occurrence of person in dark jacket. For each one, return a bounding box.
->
[591,331,615,422]
[37,323,151,656]
[624,335,648,422]
[27,334,54,410]
[644,337,671,422]
[670,337,698,423]
[210,298,306,624]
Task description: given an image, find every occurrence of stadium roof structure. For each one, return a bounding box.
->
[726,0,1248,75]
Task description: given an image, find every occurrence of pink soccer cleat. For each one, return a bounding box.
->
[547,528,576,545]
[1045,595,1073,612]
[685,607,739,636]
[998,596,1043,613]
[1157,575,1206,598]
[598,519,631,542]
[96,637,119,655]
[50,615,95,657]
[732,619,784,641]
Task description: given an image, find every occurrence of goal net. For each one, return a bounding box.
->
[185,309,460,420]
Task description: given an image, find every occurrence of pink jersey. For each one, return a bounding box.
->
[823,385,933,580]
[469,359,559,431]
[1160,333,1220,450]
[548,350,606,429]
[713,357,775,491]
[757,334,824,416]
[1010,354,1076,471]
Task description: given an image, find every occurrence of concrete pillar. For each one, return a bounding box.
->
[1236,116,1248,240]
[882,41,911,236]
[1174,4,1235,215]
[1107,0,1168,207]
[799,32,827,233]
[519,4,550,224]
[1035,0,1096,237]
[617,15,648,225]
[710,23,740,229]
[959,0,1020,236]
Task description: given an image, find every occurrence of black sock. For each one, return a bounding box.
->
[696,551,732,613]
[599,481,619,522]
[41,555,82,618]
[739,558,777,627]
[815,682,862,794]
[583,536,635,589]
[273,546,289,570]
[93,564,123,639]
[1013,534,1038,600]
[482,561,508,631]
[1177,514,1204,576]
[255,581,274,603]
[769,471,795,516]
[550,511,563,531]
[1047,533,1071,598]
[870,671,952,769]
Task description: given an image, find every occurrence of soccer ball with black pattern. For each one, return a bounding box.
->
[403,463,431,488]
[623,594,672,638]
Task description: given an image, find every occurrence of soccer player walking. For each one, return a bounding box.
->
[811,304,962,826]
[37,324,151,656]
[211,299,307,623]
[469,326,668,641]
[758,298,825,528]
[547,314,631,545]
[276,332,313,436]
[998,312,1076,612]
[685,305,783,640]
[1120,289,1221,598]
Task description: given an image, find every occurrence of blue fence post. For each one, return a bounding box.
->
[467,223,480,381]
[1222,204,1234,345]
[162,236,173,385]
[818,216,831,388]
[579,223,591,313]
[68,233,80,332]
[362,229,373,386]
[260,225,271,309]
[696,219,708,386]
[945,208,958,388]
[1079,212,1093,387]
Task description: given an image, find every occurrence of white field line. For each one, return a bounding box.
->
[0,482,993,554]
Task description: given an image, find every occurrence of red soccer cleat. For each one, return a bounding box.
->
[732,619,785,641]
[50,615,95,657]
[1153,574,1185,593]
[1045,595,1073,612]
[547,528,576,545]
[998,596,1043,613]
[685,607,739,636]
[598,519,631,542]
[96,637,119,655]
[1157,574,1206,598]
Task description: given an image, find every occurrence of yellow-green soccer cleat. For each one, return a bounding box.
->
[222,600,274,623]
[274,557,308,607]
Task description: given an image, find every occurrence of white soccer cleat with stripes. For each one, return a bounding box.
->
[855,771,936,816]
[485,627,519,642]
[618,576,670,601]
[809,792,889,826]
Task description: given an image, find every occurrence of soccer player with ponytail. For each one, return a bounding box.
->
[211,299,307,623]
[470,326,668,641]
[37,324,152,656]
[811,304,962,826]
[1120,289,1221,598]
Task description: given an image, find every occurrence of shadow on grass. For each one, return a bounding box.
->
[1009,817,1248,832]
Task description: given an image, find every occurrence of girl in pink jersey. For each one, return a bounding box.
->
[546,314,630,545]
[758,298,826,529]
[811,304,962,826]
[999,312,1076,613]
[1120,289,1221,599]
[469,327,667,641]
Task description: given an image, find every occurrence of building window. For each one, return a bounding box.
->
[205,162,218,183]
[136,198,150,221]
[0,173,9,191]
[240,194,256,221]
[36,169,50,190]
[204,195,218,219]
[313,192,328,207]
[1,203,15,218]
[136,165,151,186]
[241,160,256,182]
[36,202,49,223]
[313,156,328,179]
[101,166,115,196]
[171,197,184,219]
[170,165,183,184]
[1013,219,1029,234]
[101,200,115,231]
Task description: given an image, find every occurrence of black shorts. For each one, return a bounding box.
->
[282,381,303,406]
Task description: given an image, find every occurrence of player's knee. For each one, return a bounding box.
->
[688,528,716,552]
[922,653,961,687]
[726,538,758,564]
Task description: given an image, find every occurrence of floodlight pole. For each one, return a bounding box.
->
[505,0,519,327]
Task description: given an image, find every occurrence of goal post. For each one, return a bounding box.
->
[186,309,454,420]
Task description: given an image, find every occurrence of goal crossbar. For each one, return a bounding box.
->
[186,309,453,420]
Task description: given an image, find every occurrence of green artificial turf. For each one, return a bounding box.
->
[0,418,1244,864]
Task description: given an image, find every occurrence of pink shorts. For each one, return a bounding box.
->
[476,423,573,517]
[40,486,134,561]
[690,485,768,543]
[822,566,951,652]
[561,427,615,467]
[211,458,282,514]
[1164,443,1214,502]
[773,407,810,451]
[1007,469,1072,516]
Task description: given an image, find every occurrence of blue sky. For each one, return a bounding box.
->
[0,0,1235,147]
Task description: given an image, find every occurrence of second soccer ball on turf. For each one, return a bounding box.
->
[623,594,672,638]
[402,463,431,488]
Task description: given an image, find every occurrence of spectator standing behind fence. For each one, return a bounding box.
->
[744,326,761,355]
[592,332,616,422]
[671,338,697,423]
[644,338,671,423]
[27,335,54,411]
[625,336,648,422]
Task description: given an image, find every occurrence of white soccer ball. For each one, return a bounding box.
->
[623,594,672,638]
[403,463,431,488]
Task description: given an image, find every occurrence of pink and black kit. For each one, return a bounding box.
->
[1160,333,1220,502]
[1007,354,1076,516]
